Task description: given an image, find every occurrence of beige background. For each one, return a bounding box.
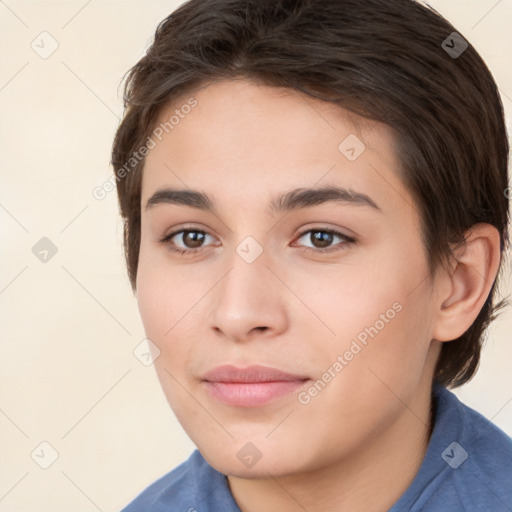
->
[1,1,511,510]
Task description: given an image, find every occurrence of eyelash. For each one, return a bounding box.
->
[159,227,355,256]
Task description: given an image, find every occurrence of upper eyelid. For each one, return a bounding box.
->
[161,228,212,244]
[293,229,354,248]
[163,225,349,238]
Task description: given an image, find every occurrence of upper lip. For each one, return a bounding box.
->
[201,364,309,383]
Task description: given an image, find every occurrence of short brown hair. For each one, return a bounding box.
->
[111,0,509,388]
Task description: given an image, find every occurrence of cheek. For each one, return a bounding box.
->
[136,261,170,340]
[307,244,434,386]
[136,243,203,340]
[286,262,406,345]
[135,262,200,408]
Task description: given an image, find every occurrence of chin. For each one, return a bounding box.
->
[193,434,310,479]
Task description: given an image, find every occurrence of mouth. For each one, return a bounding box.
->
[201,364,310,407]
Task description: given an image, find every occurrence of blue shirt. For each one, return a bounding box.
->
[121,384,512,511]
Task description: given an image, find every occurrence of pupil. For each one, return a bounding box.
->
[312,231,332,248]
[185,231,204,248]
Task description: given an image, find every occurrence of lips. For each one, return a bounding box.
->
[201,364,309,407]
[202,364,308,383]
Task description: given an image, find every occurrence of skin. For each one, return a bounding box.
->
[136,79,500,511]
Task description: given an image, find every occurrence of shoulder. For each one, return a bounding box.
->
[391,385,512,512]
[446,387,512,507]
[119,450,239,512]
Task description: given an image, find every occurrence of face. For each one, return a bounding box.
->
[136,79,443,478]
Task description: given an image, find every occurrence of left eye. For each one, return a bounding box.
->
[294,229,354,253]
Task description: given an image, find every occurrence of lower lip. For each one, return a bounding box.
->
[203,380,308,407]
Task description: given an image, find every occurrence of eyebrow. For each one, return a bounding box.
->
[145,185,381,214]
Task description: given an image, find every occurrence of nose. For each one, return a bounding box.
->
[208,247,288,343]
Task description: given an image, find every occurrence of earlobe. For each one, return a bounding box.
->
[432,223,501,342]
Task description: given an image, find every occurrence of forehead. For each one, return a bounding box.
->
[141,79,415,219]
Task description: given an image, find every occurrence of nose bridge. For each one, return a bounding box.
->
[208,234,287,340]
[220,235,272,309]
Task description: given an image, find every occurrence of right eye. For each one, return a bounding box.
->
[160,229,217,255]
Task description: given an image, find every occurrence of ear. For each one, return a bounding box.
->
[432,223,502,342]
